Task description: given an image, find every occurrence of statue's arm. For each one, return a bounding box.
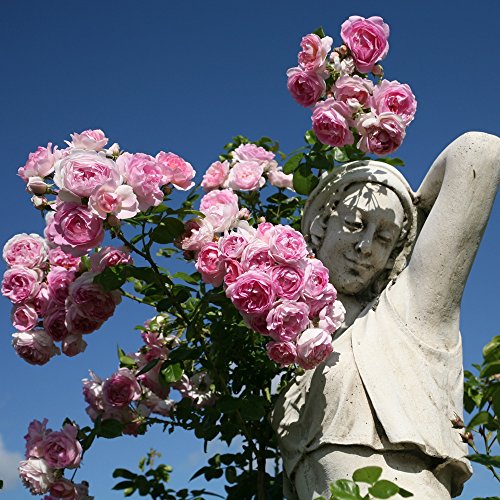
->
[394,132,500,344]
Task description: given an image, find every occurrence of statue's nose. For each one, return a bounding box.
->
[355,229,374,255]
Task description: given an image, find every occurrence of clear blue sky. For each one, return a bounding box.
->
[0,0,498,498]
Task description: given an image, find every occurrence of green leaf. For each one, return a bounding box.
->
[329,479,362,499]
[93,265,128,291]
[117,346,136,368]
[333,147,350,163]
[468,453,500,469]
[160,363,184,384]
[283,153,304,174]
[150,218,185,244]
[128,266,158,282]
[304,130,317,145]
[368,480,400,498]
[135,358,160,377]
[293,164,319,195]
[113,468,137,480]
[225,466,237,483]
[352,466,382,484]
[398,487,414,498]
[378,157,405,167]
[480,360,500,378]
[112,480,135,491]
[313,26,326,38]
[98,419,124,439]
[173,272,200,285]
[483,336,500,362]
[216,396,241,414]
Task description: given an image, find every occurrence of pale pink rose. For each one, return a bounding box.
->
[330,52,356,77]
[298,34,333,73]
[200,189,239,212]
[255,222,274,243]
[32,285,50,316]
[44,212,58,247]
[68,272,121,323]
[48,248,81,271]
[18,143,58,181]
[306,282,338,318]
[240,240,274,272]
[136,359,169,400]
[318,300,346,334]
[68,129,108,151]
[225,270,275,315]
[181,372,216,409]
[25,418,52,459]
[218,231,251,260]
[12,330,59,365]
[302,259,330,298]
[201,160,230,192]
[238,207,251,220]
[180,218,215,252]
[156,152,196,190]
[54,150,122,199]
[43,305,69,341]
[19,458,56,495]
[88,183,139,220]
[82,371,104,413]
[356,111,406,155]
[12,303,38,331]
[203,203,240,233]
[371,79,417,125]
[341,16,390,73]
[42,424,82,469]
[27,176,49,195]
[2,266,41,304]
[195,242,225,286]
[138,393,175,417]
[266,301,310,342]
[227,161,265,191]
[333,75,374,109]
[232,144,275,164]
[268,225,308,264]
[102,368,141,407]
[267,166,294,190]
[89,246,133,273]
[312,98,354,147]
[223,259,243,286]
[296,328,333,369]
[117,152,165,211]
[47,479,79,499]
[242,312,269,335]
[62,334,87,357]
[50,203,104,257]
[287,67,326,107]
[266,341,297,366]
[106,142,120,156]
[3,233,48,269]
[47,267,76,305]
[272,264,306,300]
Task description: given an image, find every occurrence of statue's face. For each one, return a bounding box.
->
[318,182,405,296]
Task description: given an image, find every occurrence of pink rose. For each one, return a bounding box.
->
[232,144,275,164]
[27,176,49,195]
[102,368,141,407]
[48,248,81,271]
[156,152,196,190]
[12,303,38,331]
[306,282,338,318]
[82,371,104,414]
[318,300,346,334]
[242,312,269,335]
[181,218,215,252]
[356,111,406,155]
[268,225,308,264]
[47,267,76,305]
[371,79,417,125]
[47,479,79,499]
[200,189,239,212]
[333,75,374,109]
[266,301,310,342]
[2,266,41,304]
[50,203,104,257]
[287,67,326,107]
[196,242,225,286]
[302,259,330,298]
[298,34,333,73]
[267,167,294,190]
[3,233,48,268]
[117,152,165,211]
[32,285,50,316]
[18,143,58,181]
[341,16,390,73]
[42,424,82,469]
[312,98,354,147]
[25,418,52,459]
[61,334,87,357]
[223,259,243,286]
[201,160,230,192]
[88,183,139,220]
[225,270,275,315]
[227,161,265,191]
[218,231,251,260]
[240,241,274,272]
[255,222,274,243]
[272,264,306,300]
[68,129,108,151]
[12,330,59,365]
[266,341,297,366]
[65,305,104,335]
[19,458,56,495]
[138,394,175,418]
[43,305,69,341]
[89,246,133,273]
[54,150,122,199]
[296,328,333,369]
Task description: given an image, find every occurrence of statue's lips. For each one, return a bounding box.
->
[344,254,373,270]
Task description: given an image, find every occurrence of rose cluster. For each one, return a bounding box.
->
[19,419,91,498]
[287,16,417,155]
[201,143,293,193]
[18,128,195,257]
[2,233,128,364]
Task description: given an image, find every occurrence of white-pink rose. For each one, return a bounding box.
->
[200,189,239,212]
[287,66,326,107]
[18,143,58,181]
[102,368,141,407]
[296,328,333,369]
[89,183,139,220]
[371,79,417,125]
[240,240,274,272]
[89,246,133,273]
[218,231,252,260]
[268,225,308,264]
[312,98,354,147]
[356,111,406,155]
[267,166,294,190]
[42,424,82,469]
[232,144,275,164]
[12,330,59,365]
[201,160,230,192]
[156,151,196,190]
[203,203,240,233]
[318,300,346,334]
[341,16,390,73]
[227,161,265,191]
[255,222,274,243]
[333,75,374,109]
[68,129,108,151]
[47,479,79,499]
[196,242,225,287]
[12,303,38,331]
[2,266,41,304]
[298,33,333,73]
[27,176,49,195]
[181,218,215,252]
[25,418,51,459]
[266,341,297,366]
[266,301,310,342]
[62,334,88,357]
[225,270,275,315]
[19,458,56,495]
[3,233,48,269]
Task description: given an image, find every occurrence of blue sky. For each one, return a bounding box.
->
[0,0,498,498]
